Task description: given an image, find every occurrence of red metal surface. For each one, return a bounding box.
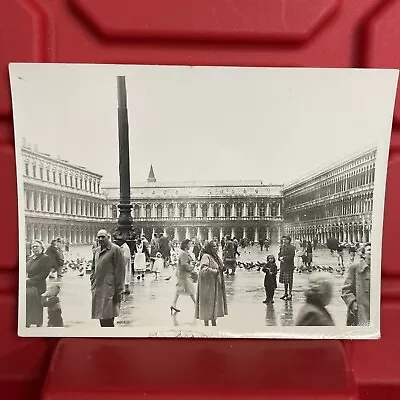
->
[0,0,399,398]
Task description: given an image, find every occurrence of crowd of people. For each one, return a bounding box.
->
[25,229,371,330]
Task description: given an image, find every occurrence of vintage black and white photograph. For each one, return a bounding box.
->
[10,64,398,338]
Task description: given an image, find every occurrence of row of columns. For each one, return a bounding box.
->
[25,189,111,219]
[140,226,274,243]
[133,201,281,219]
[286,222,371,244]
[26,223,102,246]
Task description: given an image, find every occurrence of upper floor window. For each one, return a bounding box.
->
[179,205,185,218]
[133,206,140,219]
[202,204,208,218]
[225,204,231,218]
[59,173,62,184]
[65,174,68,186]
[146,205,151,219]
[25,163,29,176]
[236,205,242,217]
[213,205,219,218]
[70,176,73,187]
[157,205,163,218]
[32,165,37,178]
[47,169,50,181]
[259,206,265,217]
[53,171,56,182]
[168,205,174,218]
[248,205,254,217]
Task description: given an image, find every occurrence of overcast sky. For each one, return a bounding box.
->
[10,64,397,186]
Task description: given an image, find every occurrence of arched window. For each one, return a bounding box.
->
[112,205,118,219]
[213,205,219,218]
[39,167,43,180]
[179,205,185,218]
[248,204,254,217]
[225,204,231,218]
[70,176,73,186]
[133,205,140,219]
[271,204,278,217]
[202,204,208,218]
[168,204,174,218]
[236,204,242,217]
[157,205,163,218]
[25,163,29,176]
[146,205,151,219]
[191,204,197,218]
[32,164,37,178]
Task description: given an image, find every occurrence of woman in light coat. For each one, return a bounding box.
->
[170,239,196,314]
[195,240,228,326]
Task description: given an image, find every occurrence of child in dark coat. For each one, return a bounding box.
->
[262,255,278,304]
[41,283,64,327]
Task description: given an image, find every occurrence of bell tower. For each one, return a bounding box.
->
[147,164,156,183]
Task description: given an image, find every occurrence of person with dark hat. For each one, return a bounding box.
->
[278,235,296,301]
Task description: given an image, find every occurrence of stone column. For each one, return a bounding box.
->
[43,193,48,212]
[231,227,235,238]
[186,227,190,239]
[185,204,190,218]
[231,203,235,218]
[219,227,223,241]
[277,224,282,242]
[163,227,167,236]
[140,204,146,218]
[163,204,168,218]
[174,227,178,240]
[208,227,212,241]
[254,203,258,217]
[266,203,271,217]
[37,192,42,211]
[29,190,34,210]
[140,227,144,237]
[278,202,281,216]
[243,203,247,217]
[243,226,247,238]
[197,203,201,218]
[255,227,259,243]
[208,203,213,218]
[220,203,224,218]
[152,227,155,237]
[197,226,201,239]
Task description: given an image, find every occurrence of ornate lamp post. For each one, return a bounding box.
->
[114,76,135,247]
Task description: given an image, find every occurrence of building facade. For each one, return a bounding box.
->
[22,143,112,246]
[103,173,284,243]
[22,143,376,248]
[283,148,376,244]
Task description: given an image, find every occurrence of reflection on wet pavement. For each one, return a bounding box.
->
[54,244,353,331]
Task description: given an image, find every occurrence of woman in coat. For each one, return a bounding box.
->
[296,272,335,326]
[26,240,52,327]
[170,239,196,314]
[195,240,228,326]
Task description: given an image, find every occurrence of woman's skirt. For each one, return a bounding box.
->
[134,253,146,272]
[279,268,294,285]
[176,277,195,297]
[26,285,44,327]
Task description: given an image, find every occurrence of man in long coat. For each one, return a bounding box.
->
[91,229,125,327]
[342,242,371,326]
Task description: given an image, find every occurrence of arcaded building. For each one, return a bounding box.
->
[22,142,112,246]
[283,147,376,244]
[21,142,376,247]
[103,166,284,243]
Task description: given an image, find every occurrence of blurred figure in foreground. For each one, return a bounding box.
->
[296,272,334,326]
[342,242,371,326]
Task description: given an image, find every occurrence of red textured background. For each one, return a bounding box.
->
[1,1,400,399]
